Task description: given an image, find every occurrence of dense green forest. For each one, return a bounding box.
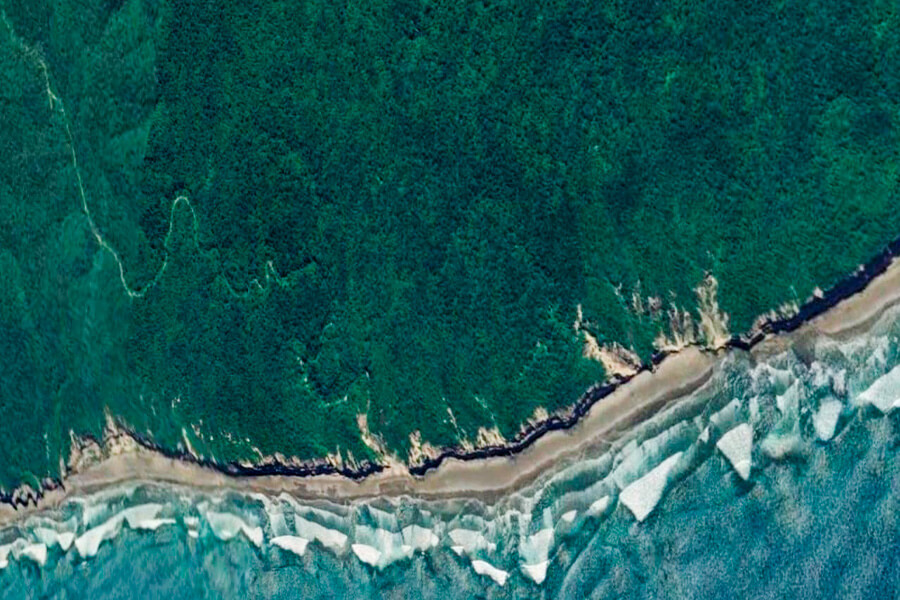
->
[0,0,899,490]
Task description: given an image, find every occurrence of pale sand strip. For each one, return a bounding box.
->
[3,259,900,527]
[811,258,900,337]
[0,348,714,527]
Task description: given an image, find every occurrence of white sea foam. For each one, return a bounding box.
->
[814,399,843,441]
[271,535,309,557]
[761,429,802,459]
[776,381,801,414]
[366,505,402,533]
[710,399,740,429]
[204,511,264,547]
[448,528,496,556]
[833,369,847,396]
[69,502,181,559]
[810,361,831,390]
[521,560,550,585]
[586,496,611,517]
[749,395,760,423]
[752,363,794,392]
[855,364,900,413]
[865,336,889,370]
[717,423,753,480]
[699,426,710,443]
[59,531,76,551]
[142,518,177,531]
[33,527,75,551]
[351,543,382,566]
[558,478,612,520]
[7,329,899,586]
[518,525,554,584]
[0,543,11,569]
[401,525,439,552]
[620,452,683,522]
[0,539,48,569]
[17,542,47,566]
[278,496,350,554]
[121,504,175,531]
[76,498,113,528]
[251,493,291,537]
[353,525,411,566]
[521,528,553,556]
[471,559,508,586]
[611,436,657,489]
[75,514,125,558]
[269,512,290,537]
[183,515,200,538]
[616,439,639,464]
[294,516,348,554]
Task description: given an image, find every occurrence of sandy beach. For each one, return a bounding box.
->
[3,258,900,528]
[813,258,900,337]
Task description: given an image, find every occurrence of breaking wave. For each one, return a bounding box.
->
[6,306,900,598]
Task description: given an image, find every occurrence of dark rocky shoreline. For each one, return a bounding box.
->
[409,234,900,476]
[5,235,900,509]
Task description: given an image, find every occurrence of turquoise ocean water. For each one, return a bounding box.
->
[6,306,900,598]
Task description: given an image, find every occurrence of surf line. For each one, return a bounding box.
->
[6,228,900,515]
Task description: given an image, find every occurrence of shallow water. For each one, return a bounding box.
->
[6,307,900,598]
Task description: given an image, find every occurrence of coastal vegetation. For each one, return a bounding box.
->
[1,0,900,491]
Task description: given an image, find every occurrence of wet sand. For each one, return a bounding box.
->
[812,258,900,338]
[3,259,900,527]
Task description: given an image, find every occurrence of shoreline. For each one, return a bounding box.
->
[0,346,717,529]
[4,244,900,525]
